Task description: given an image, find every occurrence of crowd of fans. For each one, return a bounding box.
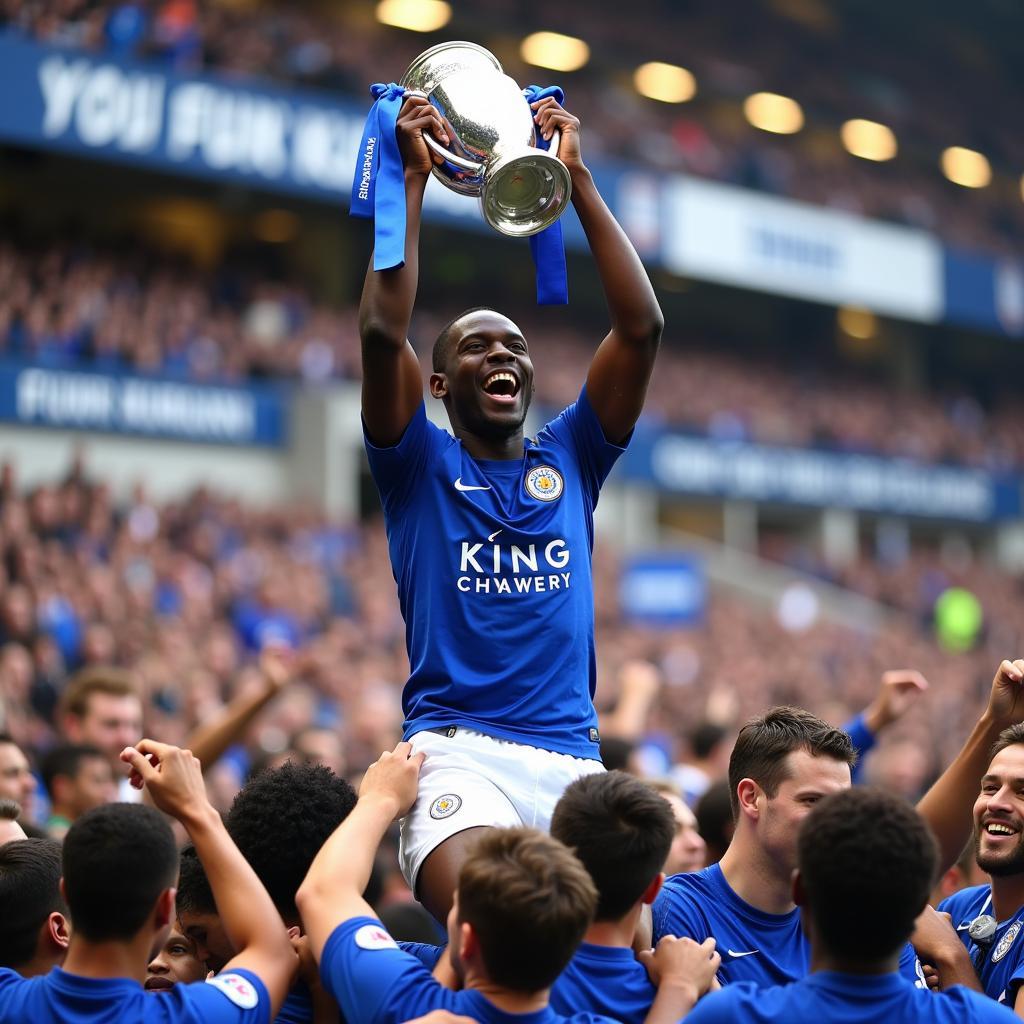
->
[4,236,1024,472]
[2,0,1021,254]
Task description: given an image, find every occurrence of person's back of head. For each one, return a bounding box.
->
[0,797,26,844]
[551,771,674,921]
[797,787,937,964]
[690,721,727,763]
[225,761,356,925]
[728,706,856,820]
[0,837,69,975]
[455,827,597,993]
[63,803,177,943]
[694,779,734,864]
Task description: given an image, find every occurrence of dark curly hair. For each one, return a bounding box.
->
[225,761,356,923]
[798,787,937,962]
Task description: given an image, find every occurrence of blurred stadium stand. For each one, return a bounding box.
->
[0,0,1022,797]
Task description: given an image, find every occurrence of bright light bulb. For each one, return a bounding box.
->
[520,31,590,72]
[634,62,697,103]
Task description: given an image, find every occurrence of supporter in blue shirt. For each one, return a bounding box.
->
[683,787,1015,1023]
[937,694,1024,1012]
[358,91,663,923]
[175,761,357,1023]
[548,771,711,1023]
[0,740,296,1024]
[653,661,1024,988]
[296,742,719,1024]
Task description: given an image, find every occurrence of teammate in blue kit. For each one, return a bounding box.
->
[359,91,663,920]
[938,691,1024,1013]
[653,661,1024,990]
[0,740,296,1024]
[548,771,703,1023]
[682,787,1016,1024]
[298,742,715,1024]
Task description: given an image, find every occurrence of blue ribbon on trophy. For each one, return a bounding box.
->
[350,72,570,305]
[350,82,409,271]
[522,84,568,305]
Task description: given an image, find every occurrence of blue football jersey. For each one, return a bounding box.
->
[940,884,1024,1007]
[0,966,270,1024]
[683,973,1015,1024]
[653,864,924,987]
[365,388,626,759]
[550,942,656,1024]
[320,916,619,1024]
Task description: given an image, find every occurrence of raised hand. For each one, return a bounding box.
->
[120,740,210,825]
[396,94,449,177]
[987,659,1024,728]
[864,669,930,733]
[530,96,583,174]
[358,740,425,819]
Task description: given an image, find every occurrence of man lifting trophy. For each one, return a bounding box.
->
[351,40,664,924]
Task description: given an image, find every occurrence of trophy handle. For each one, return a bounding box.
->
[402,89,486,175]
[547,129,562,160]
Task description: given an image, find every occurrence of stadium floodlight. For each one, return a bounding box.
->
[520,31,590,72]
[837,305,877,340]
[376,0,452,33]
[634,62,697,103]
[840,119,897,162]
[742,92,804,134]
[941,146,991,188]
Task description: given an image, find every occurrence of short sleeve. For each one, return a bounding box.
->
[363,403,448,516]
[652,879,711,944]
[174,970,271,1024]
[321,917,458,1024]
[540,386,629,509]
[398,941,445,971]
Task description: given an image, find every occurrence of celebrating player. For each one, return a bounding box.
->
[359,92,663,920]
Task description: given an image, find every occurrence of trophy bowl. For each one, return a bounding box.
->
[400,41,572,237]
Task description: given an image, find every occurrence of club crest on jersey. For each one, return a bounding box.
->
[526,466,563,502]
[430,794,462,819]
[992,921,1023,963]
[206,973,259,1008]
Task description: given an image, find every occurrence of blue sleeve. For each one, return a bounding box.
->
[321,917,458,1024]
[398,941,445,971]
[363,403,446,516]
[897,942,926,987]
[541,386,628,510]
[652,878,711,944]
[680,986,756,1022]
[842,713,875,784]
[174,970,271,1024]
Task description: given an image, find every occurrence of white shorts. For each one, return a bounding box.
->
[399,727,604,892]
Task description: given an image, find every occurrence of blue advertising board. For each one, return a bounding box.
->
[0,360,287,446]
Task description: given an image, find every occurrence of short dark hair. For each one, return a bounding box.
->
[62,803,177,942]
[225,762,356,922]
[990,723,1024,762]
[176,844,216,917]
[0,798,20,822]
[0,837,66,968]
[728,707,856,819]
[40,744,106,798]
[690,721,727,760]
[798,787,937,961]
[432,306,499,371]
[458,828,596,992]
[551,771,674,920]
[694,779,733,862]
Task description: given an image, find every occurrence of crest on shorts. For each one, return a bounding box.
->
[992,920,1023,963]
[526,466,563,502]
[430,794,462,819]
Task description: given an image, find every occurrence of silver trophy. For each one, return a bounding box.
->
[400,41,572,237]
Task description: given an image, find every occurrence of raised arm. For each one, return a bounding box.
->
[532,97,664,445]
[361,95,449,446]
[917,659,1024,873]
[186,648,293,774]
[122,740,296,1016]
[297,741,424,962]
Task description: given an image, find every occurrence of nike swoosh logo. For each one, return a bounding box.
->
[488,530,503,542]
[956,924,971,931]
[726,949,759,958]
[454,477,491,492]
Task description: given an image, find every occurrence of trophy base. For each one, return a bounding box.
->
[481,152,572,237]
